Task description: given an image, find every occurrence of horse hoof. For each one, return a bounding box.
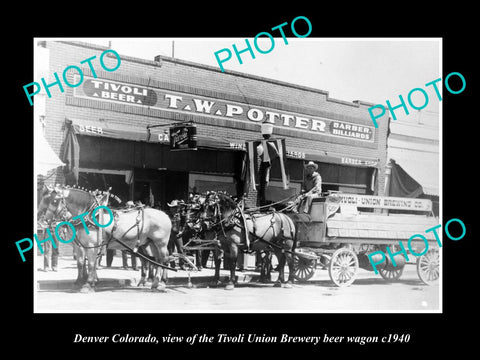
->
[79,284,94,293]
[282,282,293,289]
[154,282,167,292]
[273,281,282,288]
[225,283,235,290]
[209,280,222,288]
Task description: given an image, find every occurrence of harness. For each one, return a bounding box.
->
[44,189,180,271]
[109,206,145,246]
[214,202,295,253]
[48,195,109,250]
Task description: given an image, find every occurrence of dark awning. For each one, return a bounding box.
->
[388,159,424,198]
[66,118,379,168]
[287,146,379,168]
[66,118,237,150]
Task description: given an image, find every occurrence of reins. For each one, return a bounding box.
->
[44,188,115,250]
[209,197,287,251]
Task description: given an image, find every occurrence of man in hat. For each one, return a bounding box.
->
[298,161,322,213]
[167,199,186,269]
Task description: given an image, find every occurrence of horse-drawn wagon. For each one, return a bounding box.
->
[290,193,440,287]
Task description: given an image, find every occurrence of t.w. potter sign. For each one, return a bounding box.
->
[74,76,375,142]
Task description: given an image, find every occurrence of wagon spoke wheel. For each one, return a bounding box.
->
[293,252,317,282]
[378,244,404,282]
[417,248,439,285]
[328,248,358,287]
[379,266,404,282]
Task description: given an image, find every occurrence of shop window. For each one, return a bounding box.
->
[189,173,236,196]
[78,136,135,169]
[188,149,217,173]
[318,163,339,184]
[78,170,130,206]
[144,142,164,169]
[270,158,303,182]
[317,163,373,188]
[265,181,301,204]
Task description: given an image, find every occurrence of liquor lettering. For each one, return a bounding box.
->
[73,79,375,142]
[82,79,157,106]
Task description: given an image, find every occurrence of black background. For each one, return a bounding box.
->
[5,5,476,356]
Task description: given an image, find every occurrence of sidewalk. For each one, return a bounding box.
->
[36,255,268,291]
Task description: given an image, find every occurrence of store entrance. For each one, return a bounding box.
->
[133,169,188,210]
[165,171,189,205]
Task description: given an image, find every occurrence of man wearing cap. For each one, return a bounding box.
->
[299,161,322,213]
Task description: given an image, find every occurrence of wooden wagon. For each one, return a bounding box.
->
[291,194,440,287]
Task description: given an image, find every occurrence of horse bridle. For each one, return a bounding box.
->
[44,190,106,230]
[207,195,288,250]
[44,194,71,224]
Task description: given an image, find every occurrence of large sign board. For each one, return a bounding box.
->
[73,76,376,143]
[338,194,432,212]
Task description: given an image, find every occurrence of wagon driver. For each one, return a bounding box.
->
[297,161,322,213]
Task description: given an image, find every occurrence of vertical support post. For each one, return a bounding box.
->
[382,160,393,214]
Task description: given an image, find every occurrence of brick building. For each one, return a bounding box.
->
[35,40,389,210]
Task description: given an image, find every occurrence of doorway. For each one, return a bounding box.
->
[133,168,188,209]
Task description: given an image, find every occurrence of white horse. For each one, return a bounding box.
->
[40,186,172,292]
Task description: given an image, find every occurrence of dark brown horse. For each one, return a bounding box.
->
[203,192,297,290]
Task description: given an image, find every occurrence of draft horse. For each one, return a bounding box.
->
[39,185,172,292]
[203,192,297,290]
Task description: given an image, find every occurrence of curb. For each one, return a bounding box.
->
[37,273,263,291]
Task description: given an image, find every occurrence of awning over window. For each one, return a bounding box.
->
[286,146,379,168]
[66,118,379,168]
[389,159,438,197]
[66,118,235,150]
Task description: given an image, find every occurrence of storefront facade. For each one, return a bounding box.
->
[37,41,390,209]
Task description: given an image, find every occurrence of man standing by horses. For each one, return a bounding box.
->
[167,200,186,269]
[298,161,322,213]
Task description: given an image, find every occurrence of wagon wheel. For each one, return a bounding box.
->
[328,247,358,287]
[379,266,404,282]
[378,245,404,282]
[417,248,439,285]
[293,252,317,282]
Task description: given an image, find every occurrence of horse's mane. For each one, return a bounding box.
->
[215,192,237,212]
[62,185,122,207]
